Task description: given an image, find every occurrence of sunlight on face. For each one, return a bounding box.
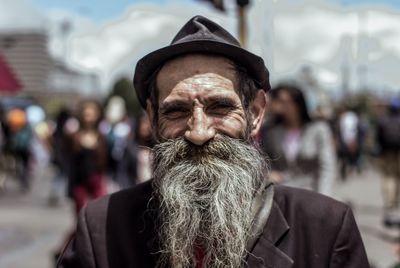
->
[155,54,248,144]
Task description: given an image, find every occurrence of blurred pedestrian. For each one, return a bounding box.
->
[103,96,133,189]
[336,108,363,180]
[104,104,153,189]
[69,100,108,213]
[392,241,400,268]
[133,112,153,184]
[0,113,6,190]
[4,108,33,191]
[262,84,336,196]
[259,87,283,146]
[53,100,108,265]
[48,108,72,206]
[376,97,400,212]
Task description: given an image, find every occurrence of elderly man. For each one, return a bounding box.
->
[59,16,369,268]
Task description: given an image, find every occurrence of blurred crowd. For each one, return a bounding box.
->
[0,84,400,266]
[0,96,154,204]
[1,87,400,211]
[260,84,400,217]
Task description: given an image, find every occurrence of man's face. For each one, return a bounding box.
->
[151,54,254,144]
[148,53,267,267]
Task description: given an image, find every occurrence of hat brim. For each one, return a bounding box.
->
[133,40,270,108]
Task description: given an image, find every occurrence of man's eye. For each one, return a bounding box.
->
[161,108,189,118]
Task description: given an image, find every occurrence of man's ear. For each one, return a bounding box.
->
[146,99,155,131]
[249,90,267,137]
[146,99,162,142]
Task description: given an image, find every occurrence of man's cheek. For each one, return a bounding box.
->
[214,117,247,138]
[158,119,187,140]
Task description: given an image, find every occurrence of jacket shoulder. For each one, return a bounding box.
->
[58,181,155,268]
[86,179,153,216]
[271,184,368,267]
[83,181,152,228]
[273,185,349,225]
[110,180,153,203]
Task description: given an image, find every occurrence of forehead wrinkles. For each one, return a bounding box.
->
[156,54,238,96]
[179,73,234,92]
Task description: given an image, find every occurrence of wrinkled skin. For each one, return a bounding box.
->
[147,54,267,144]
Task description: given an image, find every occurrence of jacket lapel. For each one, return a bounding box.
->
[247,202,293,268]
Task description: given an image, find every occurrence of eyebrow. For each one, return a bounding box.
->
[204,95,239,107]
[159,100,191,113]
[159,95,240,114]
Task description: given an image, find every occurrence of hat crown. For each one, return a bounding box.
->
[171,15,241,47]
[133,15,270,108]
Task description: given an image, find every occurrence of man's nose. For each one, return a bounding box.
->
[184,106,216,145]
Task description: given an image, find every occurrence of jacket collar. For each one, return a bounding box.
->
[247,196,293,268]
[246,181,274,252]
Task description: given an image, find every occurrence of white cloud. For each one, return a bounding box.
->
[366,10,400,56]
[0,0,45,30]
[64,3,232,89]
[247,1,400,91]
[317,68,339,85]
[272,6,358,71]
[45,8,96,61]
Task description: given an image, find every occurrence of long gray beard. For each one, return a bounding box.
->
[152,136,267,268]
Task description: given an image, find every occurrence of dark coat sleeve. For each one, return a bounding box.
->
[329,207,369,268]
[57,206,96,268]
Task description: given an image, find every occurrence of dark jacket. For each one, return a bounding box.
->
[59,180,369,268]
[376,112,400,152]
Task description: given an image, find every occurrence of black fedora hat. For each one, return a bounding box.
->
[133,15,270,108]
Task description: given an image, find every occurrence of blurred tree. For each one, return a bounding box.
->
[105,78,141,117]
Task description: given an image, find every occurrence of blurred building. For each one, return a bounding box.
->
[0,52,21,93]
[48,60,100,96]
[0,31,50,93]
[0,31,100,106]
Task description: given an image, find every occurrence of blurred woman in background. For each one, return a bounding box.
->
[69,100,107,213]
[54,100,108,263]
[262,84,336,196]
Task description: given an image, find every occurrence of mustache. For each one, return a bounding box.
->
[152,135,256,167]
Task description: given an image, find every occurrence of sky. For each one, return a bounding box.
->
[28,0,400,23]
[31,0,188,22]
[2,0,400,95]
[330,0,400,9]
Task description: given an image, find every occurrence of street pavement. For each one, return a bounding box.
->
[0,163,398,268]
[0,165,74,268]
[332,167,399,268]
